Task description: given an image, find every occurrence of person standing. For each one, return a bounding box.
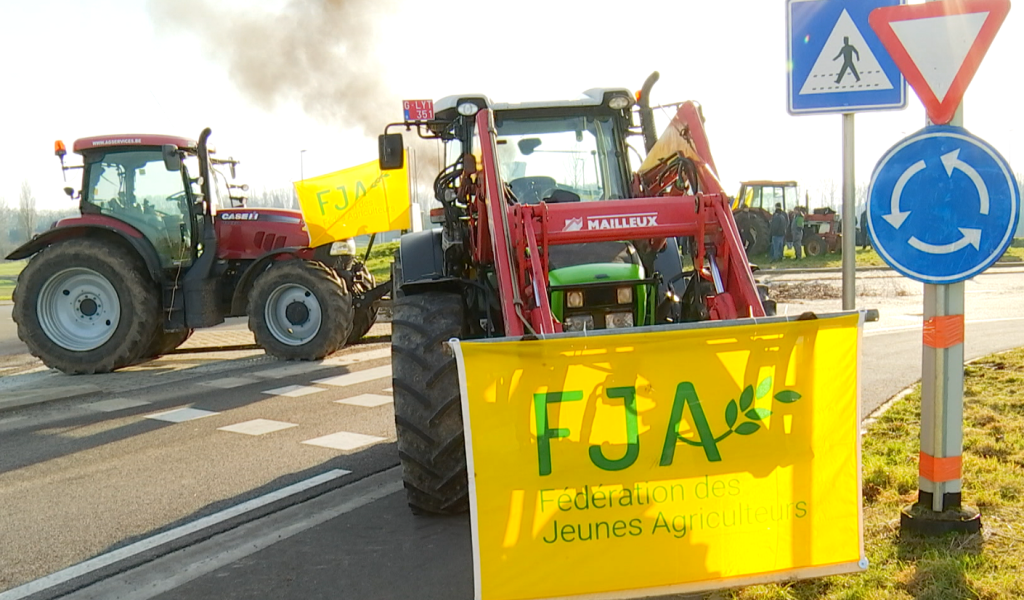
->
[792,207,805,260]
[769,203,789,262]
[860,208,871,250]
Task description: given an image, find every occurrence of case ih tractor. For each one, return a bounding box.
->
[732,180,842,257]
[379,73,773,514]
[5,129,383,374]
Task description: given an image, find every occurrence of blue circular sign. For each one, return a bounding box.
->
[868,125,1019,283]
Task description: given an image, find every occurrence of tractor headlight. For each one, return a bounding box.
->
[566,290,584,308]
[607,95,632,110]
[564,315,594,332]
[329,238,357,256]
[457,102,479,116]
[605,311,634,329]
[616,286,633,304]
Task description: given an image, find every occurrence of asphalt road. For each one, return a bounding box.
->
[1,267,1024,600]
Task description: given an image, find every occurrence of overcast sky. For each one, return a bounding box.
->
[2,0,1021,212]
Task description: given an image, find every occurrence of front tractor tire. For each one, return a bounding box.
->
[345,262,379,344]
[13,239,160,374]
[391,292,468,515]
[248,260,353,361]
[734,211,770,257]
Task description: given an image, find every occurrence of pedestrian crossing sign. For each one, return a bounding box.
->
[788,0,907,115]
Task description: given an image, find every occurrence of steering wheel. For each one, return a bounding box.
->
[509,176,557,205]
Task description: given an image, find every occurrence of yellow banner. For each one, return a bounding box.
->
[452,314,863,600]
[294,158,410,246]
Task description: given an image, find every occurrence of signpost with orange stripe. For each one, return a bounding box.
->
[866,0,1017,534]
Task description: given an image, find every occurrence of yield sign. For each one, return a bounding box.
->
[868,0,1010,125]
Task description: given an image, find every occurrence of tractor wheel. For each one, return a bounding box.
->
[248,260,352,361]
[756,284,777,317]
[13,239,160,374]
[804,233,826,257]
[144,328,193,358]
[734,211,770,257]
[346,263,378,344]
[391,291,468,515]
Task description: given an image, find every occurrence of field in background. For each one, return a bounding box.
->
[3,238,1022,302]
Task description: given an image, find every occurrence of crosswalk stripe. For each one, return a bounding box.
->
[313,366,392,388]
[146,408,218,423]
[262,385,325,398]
[301,431,386,451]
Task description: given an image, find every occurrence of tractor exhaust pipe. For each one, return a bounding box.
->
[639,71,660,153]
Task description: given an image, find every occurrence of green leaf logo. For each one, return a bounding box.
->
[756,376,773,399]
[739,385,754,412]
[726,400,738,428]
[735,422,761,435]
[745,408,772,421]
[774,390,802,403]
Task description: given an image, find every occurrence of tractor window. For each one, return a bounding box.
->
[494,114,626,203]
[84,149,192,268]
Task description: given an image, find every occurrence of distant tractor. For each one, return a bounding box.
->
[6,129,385,374]
[731,180,841,257]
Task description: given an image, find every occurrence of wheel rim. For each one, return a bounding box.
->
[264,283,322,346]
[37,267,121,352]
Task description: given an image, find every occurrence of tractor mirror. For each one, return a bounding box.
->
[518,138,542,155]
[162,145,182,172]
[378,134,404,170]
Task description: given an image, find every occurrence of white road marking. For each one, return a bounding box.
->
[146,408,218,423]
[301,431,386,451]
[200,376,259,389]
[313,365,392,388]
[218,419,298,436]
[0,469,352,600]
[334,394,393,408]
[252,362,331,380]
[250,348,390,380]
[261,385,325,398]
[83,398,151,412]
[58,469,401,600]
[321,347,391,366]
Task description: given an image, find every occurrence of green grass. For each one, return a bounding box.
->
[717,347,1024,600]
[0,260,25,302]
[752,240,1024,270]
[363,240,399,284]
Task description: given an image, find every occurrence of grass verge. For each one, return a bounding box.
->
[722,347,1024,600]
[753,239,1024,271]
[0,260,24,302]
[362,239,399,284]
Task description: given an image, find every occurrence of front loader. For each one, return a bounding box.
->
[380,74,774,514]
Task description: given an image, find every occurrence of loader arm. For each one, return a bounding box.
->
[473,102,765,339]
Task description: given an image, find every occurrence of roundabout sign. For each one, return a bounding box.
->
[867,125,1019,283]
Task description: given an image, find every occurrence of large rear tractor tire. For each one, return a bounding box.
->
[391,291,468,515]
[734,211,770,257]
[144,328,194,359]
[13,239,160,374]
[248,260,352,360]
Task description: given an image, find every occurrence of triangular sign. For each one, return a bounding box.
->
[869,0,1009,125]
[798,10,894,96]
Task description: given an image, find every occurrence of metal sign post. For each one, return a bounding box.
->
[787,0,906,308]
[867,0,1015,534]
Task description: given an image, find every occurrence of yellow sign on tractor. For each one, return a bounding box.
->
[451,312,865,600]
[294,156,411,246]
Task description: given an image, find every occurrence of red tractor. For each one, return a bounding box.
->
[379,73,772,514]
[732,180,841,257]
[6,129,385,374]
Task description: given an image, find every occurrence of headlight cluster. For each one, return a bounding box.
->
[564,315,595,332]
[605,312,634,329]
[329,238,357,256]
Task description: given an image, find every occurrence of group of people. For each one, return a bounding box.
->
[769,203,806,261]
